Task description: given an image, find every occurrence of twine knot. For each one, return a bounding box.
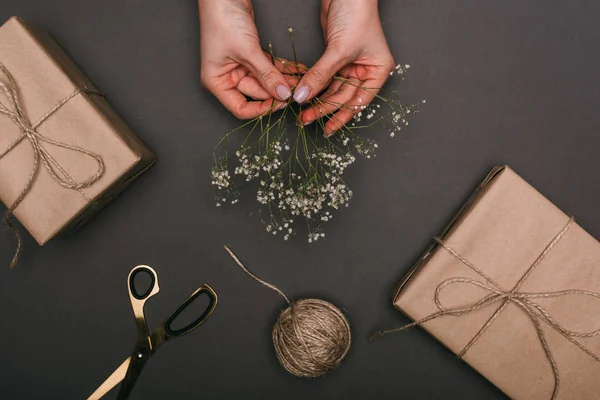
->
[0,62,104,268]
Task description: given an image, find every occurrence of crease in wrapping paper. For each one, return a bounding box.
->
[0,17,156,248]
[392,166,600,400]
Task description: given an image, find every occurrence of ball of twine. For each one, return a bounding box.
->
[273,298,351,378]
[224,246,351,378]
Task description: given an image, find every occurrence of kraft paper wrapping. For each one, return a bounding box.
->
[393,166,600,400]
[0,17,155,245]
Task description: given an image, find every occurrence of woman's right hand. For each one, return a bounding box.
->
[297,0,395,135]
[198,0,301,119]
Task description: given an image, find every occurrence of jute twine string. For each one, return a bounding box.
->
[224,245,352,378]
[371,217,600,400]
[0,62,104,268]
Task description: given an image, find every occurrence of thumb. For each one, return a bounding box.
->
[293,50,346,104]
[243,52,292,101]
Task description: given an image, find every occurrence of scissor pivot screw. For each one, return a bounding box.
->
[136,353,144,359]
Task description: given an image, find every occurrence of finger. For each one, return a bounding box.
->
[293,50,348,104]
[246,72,300,89]
[284,74,301,88]
[322,79,344,97]
[242,51,293,101]
[324,72,389,136]
[300,78,360,125]
[215,88,285,120]
[237,76,271,100]
[272,56,308,75]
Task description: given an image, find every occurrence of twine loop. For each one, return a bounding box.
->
[372,217,600,400]
[0,62,105,268]
[433,277,600,342]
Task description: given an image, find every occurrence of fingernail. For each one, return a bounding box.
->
[293,85,309,103]
[303,119,314,126]
[275,84,292,100]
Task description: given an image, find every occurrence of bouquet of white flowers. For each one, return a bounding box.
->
[211,29,423,243]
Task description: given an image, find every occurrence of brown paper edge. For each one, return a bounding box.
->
[391,165,507,302]
[62,156,156,235]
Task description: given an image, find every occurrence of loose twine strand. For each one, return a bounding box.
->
[224,245,291,304]
[371,217,600,400]
[0,62,104,268]
[224,245,351,378]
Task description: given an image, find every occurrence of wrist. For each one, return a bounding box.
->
[199,0,252,8]
[322,0,377,7]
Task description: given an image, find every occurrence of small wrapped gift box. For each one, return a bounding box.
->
[393,166,600,400]
[0,17,155,261]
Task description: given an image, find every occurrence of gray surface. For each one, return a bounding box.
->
[0,1,598,399]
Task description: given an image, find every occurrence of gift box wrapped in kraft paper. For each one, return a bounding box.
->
[0,17,155,267]
[392,166,600,400]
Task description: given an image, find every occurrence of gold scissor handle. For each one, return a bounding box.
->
[127,265,160,341]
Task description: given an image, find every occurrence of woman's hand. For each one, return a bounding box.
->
[199,0,301,119]
[296,0,395,135]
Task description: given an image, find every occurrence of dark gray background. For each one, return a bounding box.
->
[0,1,598,399]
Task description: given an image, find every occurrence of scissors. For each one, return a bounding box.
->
[88,265,218,400]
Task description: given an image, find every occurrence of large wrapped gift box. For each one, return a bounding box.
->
[0,17,155,249]
[393,166,600,400]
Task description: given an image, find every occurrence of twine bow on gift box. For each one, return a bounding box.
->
[372,217,600,400]
[0,62,105,268]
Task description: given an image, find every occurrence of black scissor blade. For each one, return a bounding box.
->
[116,351,150,400]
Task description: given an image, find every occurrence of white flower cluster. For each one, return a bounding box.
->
[352,105,368,124]
[211,168,240,206]
[390,63,410,76]
[318,152,356,175]
[266,218,294,241]
[234,142,283,181]
[288,185,325,217]
[325,181,353,210]
[211,168,230,189]
[354,138,378,159]
[353,103,383,128]
[257,178,284,204]
[255,163,353,242]
[390,110,409,137]
[308,231,324,243]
